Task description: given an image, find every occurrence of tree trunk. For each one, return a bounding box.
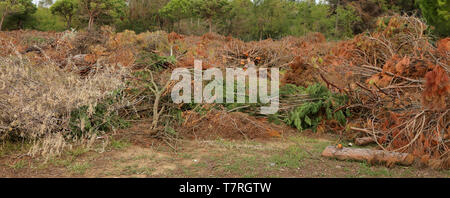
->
[0,12,5,31]
[322,146,415,166]
[335,0,340,36]
[67,15,72,29]
[88,15,94,30]
[208,18,212,33]
[17,19,23,30]
[0,7,9,31]
[259,28,263,41]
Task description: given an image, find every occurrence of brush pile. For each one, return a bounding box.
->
[0,15,448,168]
[178,107,288,140]
[289,16,449,169]
[0,55,130,157]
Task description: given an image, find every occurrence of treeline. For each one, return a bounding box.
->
[0,0,448,40]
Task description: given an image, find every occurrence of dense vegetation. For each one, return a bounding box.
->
[0,0,448,40]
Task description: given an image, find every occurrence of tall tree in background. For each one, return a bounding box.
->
[126,0,168,31]
[328,0,386,33]
[0,0,24,30]
[129,0,168,20]
[192,0,230,33]
[418,0,449,37]
[78,0,126,30]
[159,0,193,31]
[293,0,330,36]
[327,0,421,34]
[50,0,77,29]
[226,0,252,37]
[3,0,36,29]
[334,4,360,38]
[252,0,294,40]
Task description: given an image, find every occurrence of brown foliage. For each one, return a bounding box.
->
[283,56,318,87]
[423,66,450,110]
[285,16,450,168]
[177,109,289,140]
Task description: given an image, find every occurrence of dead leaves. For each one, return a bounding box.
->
[423,66,450,110]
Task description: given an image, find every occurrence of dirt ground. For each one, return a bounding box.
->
[0,123,449,178]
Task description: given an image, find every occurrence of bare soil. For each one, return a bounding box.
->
[0,123,449,178]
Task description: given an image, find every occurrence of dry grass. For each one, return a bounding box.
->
[0,54,129,158]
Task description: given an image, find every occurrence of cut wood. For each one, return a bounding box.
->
[322,146,414,166]
[355,137,375,146]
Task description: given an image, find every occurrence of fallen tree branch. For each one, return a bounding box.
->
[322,146,415,166]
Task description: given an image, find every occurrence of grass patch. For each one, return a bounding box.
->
[67,147,89,158]
[68,162,91,174]
[220,154,263,176]
[178,153,193,159]
[0,141,32,158]
[122,164,155,175]
[109,139,131,150]
[9,160,27,170]
[269,145,308,168]
[49,158,73,167]
[131,154,154,161]
[357,163,392,177]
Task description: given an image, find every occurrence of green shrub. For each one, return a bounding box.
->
[135,52,176,70]
[417,0,450,37]
[69,89,129,137]
[283,83,349,132]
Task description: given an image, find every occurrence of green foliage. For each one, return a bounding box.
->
[160,0,231,33]
[159,0,193,21]
[220,0,361,40]
[223,0,253,38]
[328,0,421,35]
[116,18,156,33]
[116,0,168,33]
[50,0,77,29]
[0,0,26,30]
[27,7,66,31]
[334,5,361,39]
[283,84,349,132]
[192,0,230,32]
[78,0,126,29]
[69,89,129,137]
[1,0,36,30]
[250,0,293,40]
[417,0,450,37]
[2,0,437,41]
[289,2,360,39]
[135,52,176,71]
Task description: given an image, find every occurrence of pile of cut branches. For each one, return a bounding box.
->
[309,15,450,169]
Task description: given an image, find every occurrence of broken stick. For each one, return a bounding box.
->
[322,146,414,166]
